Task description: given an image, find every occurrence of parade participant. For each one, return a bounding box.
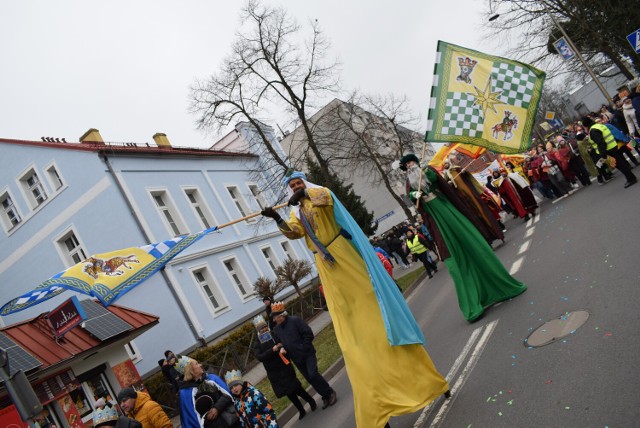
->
[117,387,172,428]
[175,356,239,428]
[405,228,437,278]
[582,115,637,188]
[501,168,538,215]
[399,154,527,322]
[442,161,504,242]
[269,302,337,409]
[252,315,316,420]
[225,369,278,427]
[93,403,141,428]
[261,171,450,428]
[491,169,532,221]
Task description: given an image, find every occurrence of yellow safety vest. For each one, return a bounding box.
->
[406,235,427,255]
[589,124,617,155]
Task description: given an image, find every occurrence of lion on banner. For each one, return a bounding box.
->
[83,255,140,279]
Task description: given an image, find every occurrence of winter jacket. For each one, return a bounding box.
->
[253,331,302,397]
[272,316,315,364]
[126,391,172,428]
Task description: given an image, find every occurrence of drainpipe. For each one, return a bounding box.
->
[100,152,204,345]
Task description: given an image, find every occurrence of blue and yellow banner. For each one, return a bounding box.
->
[0,227,217,315]
[425,41,546,154]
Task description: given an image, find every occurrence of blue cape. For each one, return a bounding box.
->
[331,191,425,346]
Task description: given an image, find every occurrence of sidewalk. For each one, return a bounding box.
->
[171,261,428,427]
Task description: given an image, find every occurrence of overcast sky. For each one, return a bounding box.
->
[1,0,506,149]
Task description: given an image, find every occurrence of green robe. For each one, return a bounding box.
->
[413,167,527,321]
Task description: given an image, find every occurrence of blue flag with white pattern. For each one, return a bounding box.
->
[0,227,217,315]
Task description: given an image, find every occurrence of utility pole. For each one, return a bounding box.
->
[548,14,613,104]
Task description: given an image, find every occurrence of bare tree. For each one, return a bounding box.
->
[234,0,341,177]
[484,0,639,84]
[274,258,313,299]
[253,275,288,301]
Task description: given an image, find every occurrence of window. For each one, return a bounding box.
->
[261,246,278,272]
[223,258,250,297]
[45,163,64,191]
[19,169,47,209]
[193,267,226,312]
[226,186,250,218]
[0,192,21,231]
[184,188,214,229]
[58,231,87,265]
[248,184,267,209]
[124,341,142,363]
[280,241,294,260]
[151,190,185,236]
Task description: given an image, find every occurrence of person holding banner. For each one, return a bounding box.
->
[261,170,449,428]
[399,154,527,322]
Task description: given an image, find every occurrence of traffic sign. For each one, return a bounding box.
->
[627,28,640,54]
[545,111,555,120]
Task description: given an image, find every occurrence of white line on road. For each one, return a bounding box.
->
[509,257,524,275]
[413,320,499,428]
[517,240,531,255]
[524,227,535,238]
[428,319,500,427]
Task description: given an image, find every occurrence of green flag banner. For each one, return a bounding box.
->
[425,41,546,154]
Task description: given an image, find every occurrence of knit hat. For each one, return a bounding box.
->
[93,405,119,427]
[224,370,243,388]
[117,387,137,404]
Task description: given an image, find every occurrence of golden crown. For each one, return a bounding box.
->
[270,301,286,313]
[224,369,243,386]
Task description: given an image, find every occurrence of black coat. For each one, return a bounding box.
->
[253,331,302,397]
[272,316,315,364]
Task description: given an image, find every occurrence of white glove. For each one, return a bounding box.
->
[413,191,423,199]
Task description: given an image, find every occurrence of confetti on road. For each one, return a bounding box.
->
[565,406,571,410]
[544,380,553,384]
[604,332,613,337]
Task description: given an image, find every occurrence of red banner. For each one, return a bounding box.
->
[0,405,28,428]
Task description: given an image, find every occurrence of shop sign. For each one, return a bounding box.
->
[47,296,87,338]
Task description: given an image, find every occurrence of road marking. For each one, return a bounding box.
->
[517,240,530,255]
[428,320,500,427]
[414,320,499,428]
[524,227,534,238]
[509,257,524,274]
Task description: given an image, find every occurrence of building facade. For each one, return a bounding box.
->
[279,98,436,234]
[0,128,314,378]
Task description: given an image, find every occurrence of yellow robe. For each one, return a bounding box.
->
[280,188,449,428]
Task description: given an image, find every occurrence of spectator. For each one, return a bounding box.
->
[158,350,180,393]
[405,229,437,278]
[176,356,239,428]
[225,370,278,427]
[117,387,172,428]
[269,302,337,410]
[252,315,316,420]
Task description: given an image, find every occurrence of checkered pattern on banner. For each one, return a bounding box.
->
[141,237,183,259]
[492,62,538,108]
[14,286,64,306]
[441,92,484,137]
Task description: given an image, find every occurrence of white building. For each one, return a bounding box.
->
[0,128,313,377]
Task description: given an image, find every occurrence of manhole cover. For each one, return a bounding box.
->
[525,310,590,348]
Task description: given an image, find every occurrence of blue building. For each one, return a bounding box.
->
[0,127,313,377]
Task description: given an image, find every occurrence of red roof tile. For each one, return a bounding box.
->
[1,301,159,373]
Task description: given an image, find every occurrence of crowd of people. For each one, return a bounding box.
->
[105,84,640,428]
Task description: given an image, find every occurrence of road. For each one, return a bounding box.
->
[284,173,640,428]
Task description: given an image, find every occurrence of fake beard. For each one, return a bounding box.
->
[407,164,431,193]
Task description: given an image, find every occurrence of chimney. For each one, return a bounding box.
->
[79,128,104,144]
[153,133,171,147]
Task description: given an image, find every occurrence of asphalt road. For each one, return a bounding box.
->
[285,173,640,428]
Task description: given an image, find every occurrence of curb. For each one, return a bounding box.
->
[277,268,428,425]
